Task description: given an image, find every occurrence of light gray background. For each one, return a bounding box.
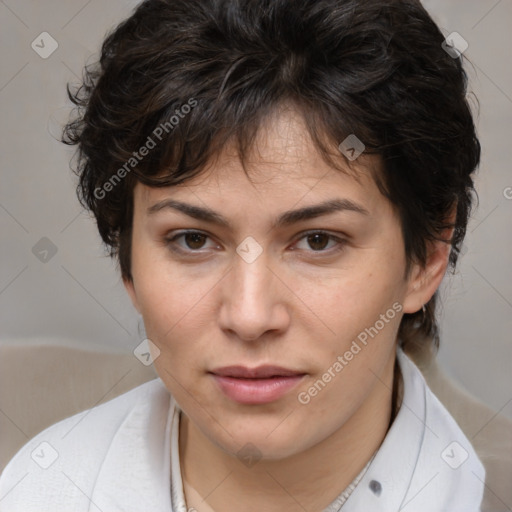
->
[1,1,511,418]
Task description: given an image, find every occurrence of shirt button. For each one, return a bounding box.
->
[369,480,382,496]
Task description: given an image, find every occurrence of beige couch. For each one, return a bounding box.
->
[1,342,510,511]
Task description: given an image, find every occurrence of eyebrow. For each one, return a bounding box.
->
[146,198,370,229]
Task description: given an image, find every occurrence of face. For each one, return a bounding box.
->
[125,106,431,461]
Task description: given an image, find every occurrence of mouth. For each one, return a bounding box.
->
[209,365,307,404]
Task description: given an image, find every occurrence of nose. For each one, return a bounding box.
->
[218,250,290,342]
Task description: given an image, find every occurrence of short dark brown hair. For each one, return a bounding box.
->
[62,0,480,355]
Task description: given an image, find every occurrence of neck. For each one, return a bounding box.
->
[179,354,396,512]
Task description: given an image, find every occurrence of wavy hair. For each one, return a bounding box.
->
[62,0,480,359]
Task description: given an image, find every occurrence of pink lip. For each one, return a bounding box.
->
[211,365,304,379]
[210,365,306,404]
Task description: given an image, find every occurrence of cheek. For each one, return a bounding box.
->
[133,268,220,388]
[138,279,211,343]
[306,270,405,379]
[132,244,214,332]
[313,267,404,331]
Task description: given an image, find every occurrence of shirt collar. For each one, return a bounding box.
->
[339,347,485,511]
[89,378,174,511]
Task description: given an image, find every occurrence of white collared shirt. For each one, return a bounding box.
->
[0,348,485,511]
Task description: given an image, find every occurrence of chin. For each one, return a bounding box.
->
[208,418,310,461]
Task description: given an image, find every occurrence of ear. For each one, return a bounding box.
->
[402,206,457,314]
[123,276,141,314]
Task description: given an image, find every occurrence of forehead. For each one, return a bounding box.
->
[135,105,385,214]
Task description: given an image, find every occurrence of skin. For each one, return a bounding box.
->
[124,105,452,512]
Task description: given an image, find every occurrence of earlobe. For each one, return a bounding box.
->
[402,203,457,314]
[123,277,141,314]
[402,233,453,314]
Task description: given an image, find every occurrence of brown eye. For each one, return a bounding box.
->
[306,233,330,251]
[183,232,207,250]
[165,230,216,255]
[293,230,347,256]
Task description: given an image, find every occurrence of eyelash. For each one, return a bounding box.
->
[164,230,347,257]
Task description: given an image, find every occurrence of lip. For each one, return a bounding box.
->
[211,365,304,379]
[209,365,306,404]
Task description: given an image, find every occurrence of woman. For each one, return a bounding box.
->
[0,0,486,510]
